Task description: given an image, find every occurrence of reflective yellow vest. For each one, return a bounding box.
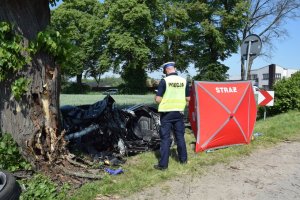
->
[158,75,187,112]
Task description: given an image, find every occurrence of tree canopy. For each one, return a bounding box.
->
[49,0,249,91]
[51,0,110,85]
[187,0,248,81]
[50,0,300,83]
[103,0,156,93]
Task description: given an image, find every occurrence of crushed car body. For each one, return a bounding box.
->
[60,95,161,156]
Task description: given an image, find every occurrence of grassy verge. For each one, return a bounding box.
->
[70,110,300,200]
[60,94,156,108]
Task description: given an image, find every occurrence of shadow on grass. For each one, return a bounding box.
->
[170,148,179,162]
[153,150,160,161]
[153,147,184,163]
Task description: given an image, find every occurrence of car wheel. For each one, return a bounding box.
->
[0,171,21,200]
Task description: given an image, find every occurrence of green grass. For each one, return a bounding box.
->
[69,110,300,200]
[60,94,157,108]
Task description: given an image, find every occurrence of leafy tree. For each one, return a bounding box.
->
[103,0,249,89]
[51,0,110,85]
[241,0,300,80]
[105,0,190,92]
[188,0,249,81]
[105,0,156,94]
[148,0,191,73]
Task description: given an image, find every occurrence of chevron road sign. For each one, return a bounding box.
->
[257,90,274,106]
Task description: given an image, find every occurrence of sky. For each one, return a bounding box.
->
[148,18,300,80]
[51,1,300,80]
[223,19,300,80]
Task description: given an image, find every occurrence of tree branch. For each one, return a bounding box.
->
[59,166,103,180]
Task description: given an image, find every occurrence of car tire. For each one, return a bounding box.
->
[0,171,21,200]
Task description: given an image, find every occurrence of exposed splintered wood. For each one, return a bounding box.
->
[30,58,67,165]
[66,156,88,169]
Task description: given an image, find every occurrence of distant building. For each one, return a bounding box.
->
[250,64,299,90]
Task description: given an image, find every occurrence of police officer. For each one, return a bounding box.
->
[154,61,190,170]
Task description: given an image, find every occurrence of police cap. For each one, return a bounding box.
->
[161,61,175,70]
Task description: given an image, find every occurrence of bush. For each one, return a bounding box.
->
[61,82,91,94]
[0,133,31,171]
[120,66,148,94]
[267,71,300,116]
[19,174,69,200]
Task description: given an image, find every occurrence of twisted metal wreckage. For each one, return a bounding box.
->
[60,95,161,163]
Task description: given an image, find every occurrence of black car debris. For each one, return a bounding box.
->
[60,95,161,158]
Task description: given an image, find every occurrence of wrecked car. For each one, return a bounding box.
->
[60,96,161,157]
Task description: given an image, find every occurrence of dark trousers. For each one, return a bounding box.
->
[159,114,187,168]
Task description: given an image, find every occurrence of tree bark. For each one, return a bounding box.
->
[0,0,64,167]
[76,74,83,85]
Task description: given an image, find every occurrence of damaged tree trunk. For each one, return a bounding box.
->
[0,0,65,168]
